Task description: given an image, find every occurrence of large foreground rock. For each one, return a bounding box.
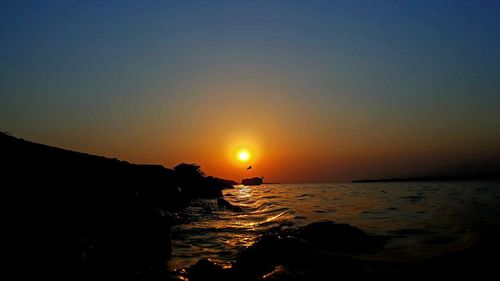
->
[186,220,385,281]
[292,220,384,253]
[1,133,233,280]
[186,220,500,281]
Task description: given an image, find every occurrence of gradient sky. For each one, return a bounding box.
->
[2,1,500,182]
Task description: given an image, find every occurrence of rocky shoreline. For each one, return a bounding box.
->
[184,220,500,281]
[185,220,386,281]
[3,132,500,280]
[2,132,233,280]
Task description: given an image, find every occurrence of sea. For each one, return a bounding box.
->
[168,181,500,271]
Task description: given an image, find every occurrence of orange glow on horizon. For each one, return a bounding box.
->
[225,133,262,167]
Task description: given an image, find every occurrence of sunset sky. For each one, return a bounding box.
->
[2,1,500,182]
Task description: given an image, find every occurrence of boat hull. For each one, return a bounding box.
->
[242,177,263,186]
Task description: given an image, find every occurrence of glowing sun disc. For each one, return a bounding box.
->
[238,150,250,162]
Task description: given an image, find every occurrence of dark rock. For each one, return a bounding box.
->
[293,220,384,253]
[0,132,235,280]
[187,259,230,281]
[173,164,234,198]
[183,220,500,280]
[187,221,387,281]
[231,234,315,280]
[217,198,243,212]
[258,265,307,281]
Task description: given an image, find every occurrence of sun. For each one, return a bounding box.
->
[237,150,250,162]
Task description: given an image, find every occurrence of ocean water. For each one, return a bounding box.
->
[168,181,500,270]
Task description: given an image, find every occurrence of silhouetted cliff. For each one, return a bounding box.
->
[0,132,233,280]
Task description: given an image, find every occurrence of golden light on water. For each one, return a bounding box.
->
[237,150,250,162]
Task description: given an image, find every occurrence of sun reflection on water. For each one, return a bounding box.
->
[169,182,500,272]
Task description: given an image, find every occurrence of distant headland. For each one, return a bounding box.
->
[353,174,500,183]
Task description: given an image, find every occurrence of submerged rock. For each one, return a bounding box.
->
[188,259,230,281]
[217,198,243,212]
[293,220,384,253]
[186,220,386,281]
[258,265,306,281]
[185,220,500,280]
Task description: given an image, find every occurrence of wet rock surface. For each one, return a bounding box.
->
[185,221,500,281]
[185,220,385,281]
[291,220,385,253]
[217,197,243,212]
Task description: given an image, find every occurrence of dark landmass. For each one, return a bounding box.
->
[353,158,500,183]
[353,174,500,183]
[1,132,234,280]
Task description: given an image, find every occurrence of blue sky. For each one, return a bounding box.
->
[1,1,500,181]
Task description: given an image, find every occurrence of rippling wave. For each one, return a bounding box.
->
[169,181,500,270]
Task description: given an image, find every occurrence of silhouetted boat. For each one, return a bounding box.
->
[242,176,264,186]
